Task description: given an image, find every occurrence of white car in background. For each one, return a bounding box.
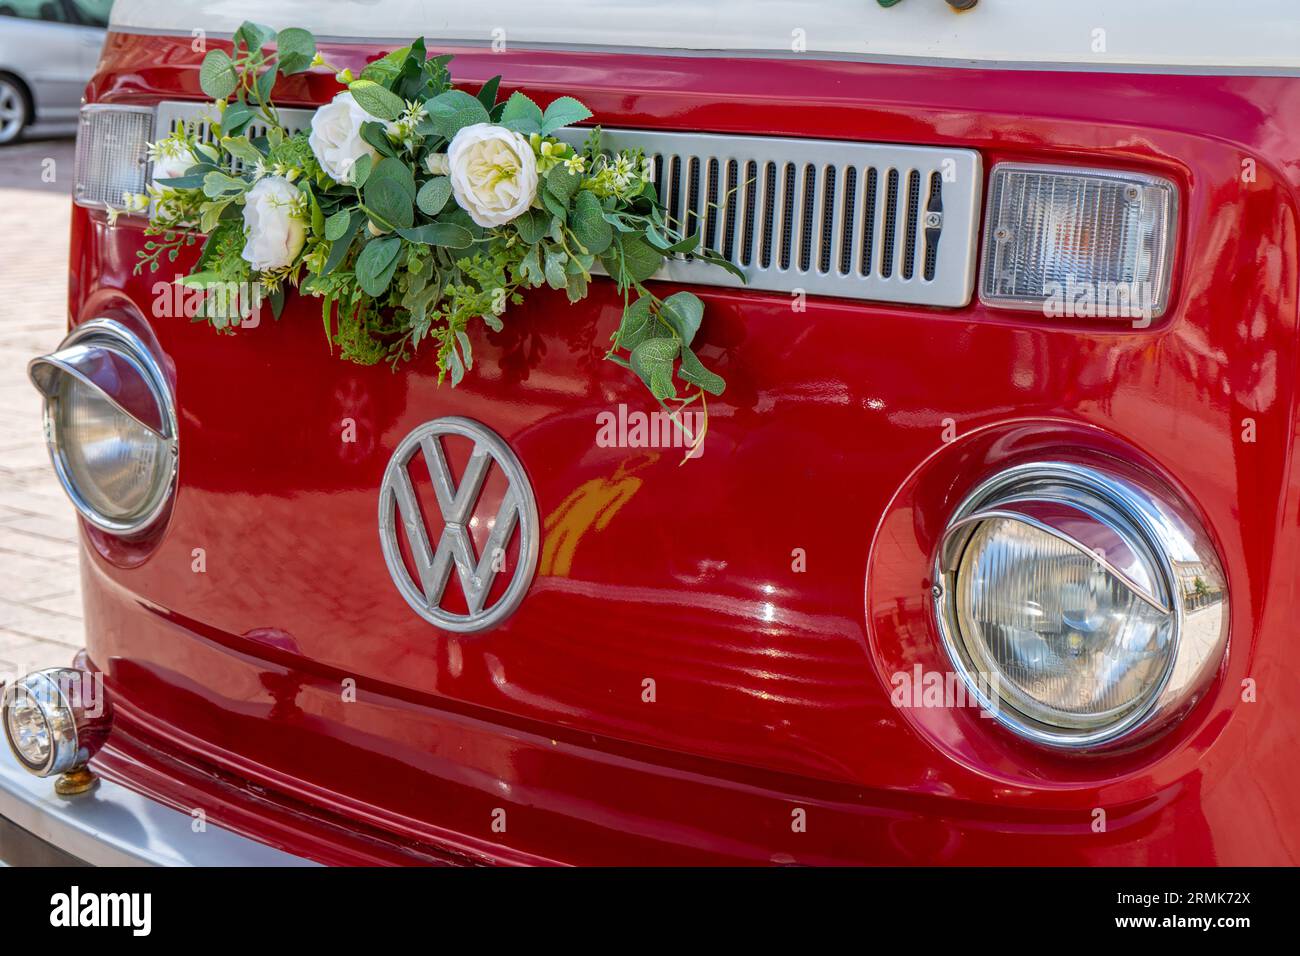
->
[0,0,110,144]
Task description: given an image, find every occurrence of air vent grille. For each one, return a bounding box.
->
[154,101,982,307]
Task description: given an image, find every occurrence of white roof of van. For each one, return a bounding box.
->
[109,0,1300,74]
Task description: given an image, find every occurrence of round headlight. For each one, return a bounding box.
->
[28,320,177,535]
[1,668,113,780]
[6,686,55,770]
[934,462,1228,749]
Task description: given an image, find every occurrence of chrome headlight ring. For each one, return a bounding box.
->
[28,319,178,536]
[932,461,1229,751]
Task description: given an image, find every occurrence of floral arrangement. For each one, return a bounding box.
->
[130,21,738,422]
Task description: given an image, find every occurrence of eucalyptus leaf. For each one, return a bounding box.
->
[396,223,474,248]
[427,89,489,139]
[614,296,657,351]
[276,27,316,74]
[514,208,550,245]
[602,235,663,285]
[629,337,681,401]
[324,209,352,241]
[199,49,238,100]
[545,166,580,205]
[323,213,362,274]
[415,176,452,216]
[659,291,704,347]
[355,236,402,296]
[678,346,725,396]
[572,190,612,255]
[349,79,405,121]
[235,20,276,54]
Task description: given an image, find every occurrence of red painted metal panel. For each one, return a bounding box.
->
[62,31,1300,863]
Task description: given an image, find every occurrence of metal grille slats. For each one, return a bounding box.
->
[155,101,982,308]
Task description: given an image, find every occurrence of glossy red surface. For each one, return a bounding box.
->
[65,31,1300,863]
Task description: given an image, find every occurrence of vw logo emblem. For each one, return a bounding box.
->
[378,417,540,633]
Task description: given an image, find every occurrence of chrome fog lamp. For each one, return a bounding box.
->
[2,668,113,794]
[933,462,1228,750]
[28,319,178,535]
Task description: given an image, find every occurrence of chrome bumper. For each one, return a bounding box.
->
[0,743,318,866]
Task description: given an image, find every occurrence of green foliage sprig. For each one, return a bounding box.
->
[132,21,740,430]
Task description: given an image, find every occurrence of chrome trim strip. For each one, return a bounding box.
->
[0,744,319,867]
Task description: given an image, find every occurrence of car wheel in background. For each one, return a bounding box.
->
[0,75,30,145]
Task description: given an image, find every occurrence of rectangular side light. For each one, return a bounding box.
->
[979,163,1177,321]
[74,104,154,212]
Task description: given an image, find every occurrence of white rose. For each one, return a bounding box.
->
[240,176,306,271]
[309,91,386,185]
[447,123,538,228]
[151,143,198,182]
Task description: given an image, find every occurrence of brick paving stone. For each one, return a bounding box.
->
[0,138,84,672]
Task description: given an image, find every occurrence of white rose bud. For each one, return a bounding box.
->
[447,123,539,228]
[308,90,386,185]
[240,176,307,271]
[425,152,450,176]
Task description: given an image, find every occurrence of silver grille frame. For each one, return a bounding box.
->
[155,100,982,307]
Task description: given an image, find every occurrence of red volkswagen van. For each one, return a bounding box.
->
[2,0,1298,866]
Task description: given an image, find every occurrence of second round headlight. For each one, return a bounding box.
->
[934,462,1227,749]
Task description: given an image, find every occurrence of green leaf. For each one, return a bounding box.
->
[234,21,276,54]
[544,249,568,289]
[427,89,490,140]
[254,66,276,104]
[355,236,402,296]
[359,121,397,158]
[678,347,725,395]
[219,101,253,136]
[630,337,681,401]
[545,165,580,206]
[219,135,263,166]
[276,27,316,74]
[199,49,238,100]
[349,79,405,121]
[603,235,663,285]
[359,44,411,85]
[646,226,700,254]
[363,157,415,229]
[540,96,593,135]
[499,91,543,134]
[415,176,452,216]
[571,190,612,255]
[324,209,352,241]
[476,75,501,111]
[659,291,704,347]
[565,271,588,303]
[396,223,474,247]
[614,296,657,350]
[514,208,551,245]
[518,245,544,286]
[322,213,362,274]
[202,170,247,198]
[446,346,465,386]
[352,154,374,187]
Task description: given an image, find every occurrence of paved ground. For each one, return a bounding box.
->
[0,136,83,682]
